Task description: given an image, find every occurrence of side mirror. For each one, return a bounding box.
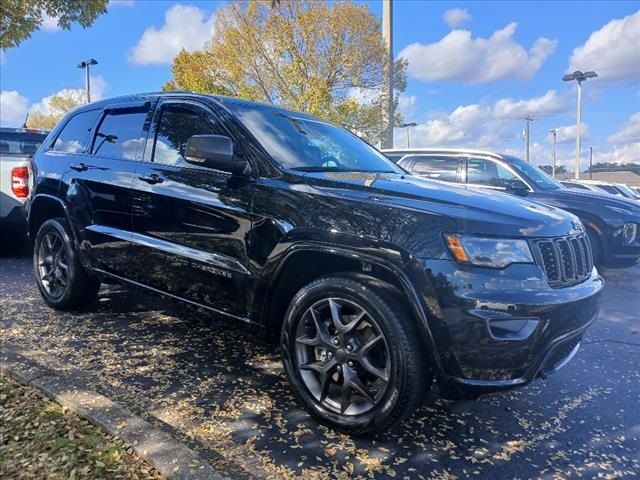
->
[505,179,529,197]
[184,135,249,175]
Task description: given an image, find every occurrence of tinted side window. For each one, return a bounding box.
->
[597,185,620,195]
[153,104,220,167]
[51,110,101,153]
[92,109,148,160]
[410,156,459,182]
[466,158,516,186]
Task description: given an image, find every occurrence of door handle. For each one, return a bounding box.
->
[69,163,88,172]
[138,173,164,185]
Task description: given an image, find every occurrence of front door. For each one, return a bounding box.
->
[129,99,253,318]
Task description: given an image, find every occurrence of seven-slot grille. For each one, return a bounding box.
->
[532,234,593,288]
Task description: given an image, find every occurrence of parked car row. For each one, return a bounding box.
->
[21,93,635,434]
[560,179,640,201]
[384,148,640,268]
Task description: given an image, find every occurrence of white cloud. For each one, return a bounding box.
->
[41,11,60,32]
[128,4,215,65]
[592,142,640,165]
[608,112,640,145]
[400,23,557,84]
[394,90,569,149]
[568,10,640,84]
[0,91,30,127]
[443,8,471,28]
[548,124,589,144]
[30,76,108,115]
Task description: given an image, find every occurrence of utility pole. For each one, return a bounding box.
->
[381,0,394,149]
[550,129,557,178]
[563,70,597,179]
[524,115,533,162]
[77,58,98,103]
[589,146,593,180]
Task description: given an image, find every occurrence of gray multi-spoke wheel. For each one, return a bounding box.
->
[33,218,100,310]
[37,230,69,301]
[295,297,390,416]
[282,274,431,435]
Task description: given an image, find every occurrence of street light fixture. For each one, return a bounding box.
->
[77,58,98,103]
[399,122,417,148]
[550,129,557,178]
[562,70,597,179]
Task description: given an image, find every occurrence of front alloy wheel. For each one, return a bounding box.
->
[295,297,391,416]
[282,275,431,435]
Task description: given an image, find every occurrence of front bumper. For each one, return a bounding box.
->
[419,259,603,399]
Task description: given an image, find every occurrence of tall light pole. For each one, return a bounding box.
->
[399,122,417,148]
[381,0,394,149]
[550,128,557,178]
[562,70,597,179]
[77,58,98,103]
[589,146,593,180]
[523,115,533,162]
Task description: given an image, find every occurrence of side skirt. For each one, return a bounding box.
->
[92,267,258,327]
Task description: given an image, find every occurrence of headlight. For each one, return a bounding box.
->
[444,234,533,268]
[616,223,637,246]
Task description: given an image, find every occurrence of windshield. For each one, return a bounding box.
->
[502,155,564,190]
[225,102,403,174]
[0,130,48,157]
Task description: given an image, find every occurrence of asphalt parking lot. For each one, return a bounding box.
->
[1,238,638,479]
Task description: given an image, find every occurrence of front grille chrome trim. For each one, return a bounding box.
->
[532,233,593,288]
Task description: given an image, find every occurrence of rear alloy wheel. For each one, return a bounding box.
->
[282,275,431,435]
[34,218,100,310]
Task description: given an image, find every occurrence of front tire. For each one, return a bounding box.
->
[33,218,100,310]
[281,275,431,435]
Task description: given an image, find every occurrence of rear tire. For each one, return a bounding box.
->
[33,218,100,310]
[281,274,431,435]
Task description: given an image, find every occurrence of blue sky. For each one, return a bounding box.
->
[1,0,638,171]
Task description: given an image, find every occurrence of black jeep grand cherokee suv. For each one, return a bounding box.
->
[27,93,603,434]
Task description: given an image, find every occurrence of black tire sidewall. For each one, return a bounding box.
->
[33,218,86,308]
[281,276,425,434]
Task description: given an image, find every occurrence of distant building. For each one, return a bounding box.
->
[557,171,640,187]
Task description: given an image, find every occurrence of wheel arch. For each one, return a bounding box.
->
[28,194,73,243]
[256,242,445,375]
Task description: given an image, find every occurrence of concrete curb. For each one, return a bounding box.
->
[1,346,225,480]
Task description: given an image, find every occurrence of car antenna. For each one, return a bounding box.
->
[21,112,29,129]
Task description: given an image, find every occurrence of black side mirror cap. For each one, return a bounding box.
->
[184,135,249,175]
[506,179,530,196]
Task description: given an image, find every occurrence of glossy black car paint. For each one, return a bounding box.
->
[389,149,640,267]
[27,93,603,400]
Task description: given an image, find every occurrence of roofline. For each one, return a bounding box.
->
[381,147,505,160]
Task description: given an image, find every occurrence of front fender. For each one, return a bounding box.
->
[252,235,447,376]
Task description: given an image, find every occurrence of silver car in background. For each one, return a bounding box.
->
[1,127,49,235]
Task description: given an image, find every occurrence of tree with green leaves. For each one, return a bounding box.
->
[0,0,108,50]
[164,0,406,144]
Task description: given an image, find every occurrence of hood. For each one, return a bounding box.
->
[537,187,640,222]
[299,171,578,238]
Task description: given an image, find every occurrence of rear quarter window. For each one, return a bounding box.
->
[51,109,102,154]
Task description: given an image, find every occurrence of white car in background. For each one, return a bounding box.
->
[1,127,49,235]
[561,179,640,201]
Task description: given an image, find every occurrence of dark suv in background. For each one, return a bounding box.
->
[385,148,640,268]
[28,93,602,434]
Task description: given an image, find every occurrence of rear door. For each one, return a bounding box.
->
[129,98,254,318]
[405,155,463,183]
[60,100,156,277]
